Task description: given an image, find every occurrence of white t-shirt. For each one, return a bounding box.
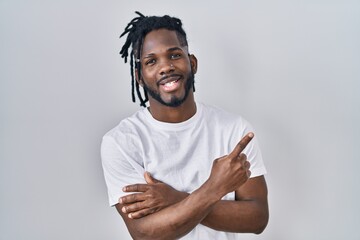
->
[101,102,266,239]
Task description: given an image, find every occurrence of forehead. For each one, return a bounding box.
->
[141,29,185,55]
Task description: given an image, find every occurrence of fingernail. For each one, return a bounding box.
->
[119,198,123,204]
[128,213,132,219]
[248,132,254,138]
[122,187,126,192]
[122,207,126,213]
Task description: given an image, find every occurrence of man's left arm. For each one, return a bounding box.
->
[201,175,268,233]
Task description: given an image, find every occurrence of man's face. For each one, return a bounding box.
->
[138,29,197,107]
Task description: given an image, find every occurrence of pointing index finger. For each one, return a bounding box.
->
[229,132,254,157]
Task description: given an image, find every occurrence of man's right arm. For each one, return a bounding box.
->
[116,179,219,239]
[115,133,253,240]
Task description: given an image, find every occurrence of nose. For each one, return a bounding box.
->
[159,61,175,76]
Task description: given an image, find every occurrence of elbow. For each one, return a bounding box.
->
[130,228,159,240]
[254,223,267,235]
[253,210,269,234]
[126,222,154,240]
[130,224,174,240]
[140,223,185,240]
[130,231,155,240]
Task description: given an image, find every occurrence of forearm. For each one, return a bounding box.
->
[154,192,268,233]
[119,182,220,240]
[202,176,269,233]
[201,199,268,233]
[167,177,268,233]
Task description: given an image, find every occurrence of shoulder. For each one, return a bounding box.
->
[102,109,148,145]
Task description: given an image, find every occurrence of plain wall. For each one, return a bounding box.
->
[1,0,359,239]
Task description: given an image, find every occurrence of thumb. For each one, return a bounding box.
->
[144,171,161,184]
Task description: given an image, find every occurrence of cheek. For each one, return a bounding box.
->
[140,73,157,87]
[141,67,156,79]
[139,70,151,83]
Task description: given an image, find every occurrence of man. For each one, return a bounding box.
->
[101,12,268,239]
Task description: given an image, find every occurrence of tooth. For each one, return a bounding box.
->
[165,80,176,86]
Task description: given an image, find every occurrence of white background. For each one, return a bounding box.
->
[1,0,359,239]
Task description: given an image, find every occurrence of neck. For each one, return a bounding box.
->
[147,93,197,123]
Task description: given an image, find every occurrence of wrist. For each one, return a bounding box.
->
[199,180,224,203]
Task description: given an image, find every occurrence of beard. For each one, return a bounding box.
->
[142,72,195,108]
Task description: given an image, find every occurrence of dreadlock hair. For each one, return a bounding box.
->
[119,11,194,107]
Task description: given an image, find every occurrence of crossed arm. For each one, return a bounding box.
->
[115,133,269,239]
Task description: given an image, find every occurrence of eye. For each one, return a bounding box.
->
[145,59,156,65]
[170,53,181,59]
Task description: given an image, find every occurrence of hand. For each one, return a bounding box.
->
[119,172,188,219]
[205,132,253,200]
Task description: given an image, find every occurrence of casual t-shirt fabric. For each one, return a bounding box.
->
[101,102,266,239]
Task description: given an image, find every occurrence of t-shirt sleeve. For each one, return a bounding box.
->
[240,119,267,178]
[101,133,146,206]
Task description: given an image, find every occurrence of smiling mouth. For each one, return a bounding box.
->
[159,75,182,92]
[158,74,182,86]
[162,79,179,87]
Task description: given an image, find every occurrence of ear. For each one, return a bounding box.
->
[135,69,144,87]
[189,54,198,74]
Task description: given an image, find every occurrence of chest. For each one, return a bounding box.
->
[140,127,232,193]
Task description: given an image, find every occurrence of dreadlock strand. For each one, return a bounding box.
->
[135,81,146,107]
[144,88,148,102]
[119,13,146,63]
[129,53,136,103]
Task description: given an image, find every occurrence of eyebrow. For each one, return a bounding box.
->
[142,47,184,59]
[167,47,183,52]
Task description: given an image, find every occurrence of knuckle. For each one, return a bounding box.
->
[238,143,245,150]
[126,205,132,212]
[148,199,155,207]
[139,211,146,217]
[126,205,132,211]
[143,209,151,216]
